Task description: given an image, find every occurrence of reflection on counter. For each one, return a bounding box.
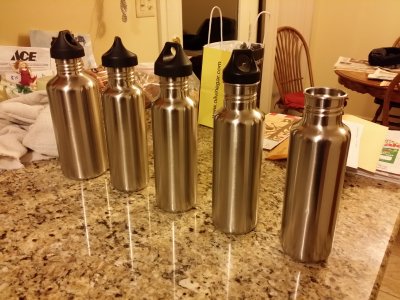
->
[0,125,400,298]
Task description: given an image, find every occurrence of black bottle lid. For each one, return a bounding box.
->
[223,49,260,84]
[250,43,264,62]
[101,36,138,68]
[50,30,85,59]
[154,42,192,77]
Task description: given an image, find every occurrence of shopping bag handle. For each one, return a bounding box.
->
[207,6,223,45]
[248,11,271,43]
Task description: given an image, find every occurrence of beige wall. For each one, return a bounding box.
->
[278,0,314,43]
[310,0,400,119]
[0,0,159,64]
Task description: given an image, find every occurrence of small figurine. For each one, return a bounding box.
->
[13,60,37,93]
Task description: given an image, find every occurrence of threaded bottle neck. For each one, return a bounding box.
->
[303,106,344,126]
[55,58,84,76]
[106,66,136,88]
[224,83,258,110]
[303,87,347,126]
[159,77,189,99]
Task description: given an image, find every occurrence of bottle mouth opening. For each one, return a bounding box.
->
[304,87,347,110]
[305,87,347,99]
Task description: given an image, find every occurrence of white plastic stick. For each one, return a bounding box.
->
[207,6,223,45]
[248,11,271,43]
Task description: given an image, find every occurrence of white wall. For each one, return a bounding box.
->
[0,0,159,64]
[277,0,314,43]
[310,0,400,119]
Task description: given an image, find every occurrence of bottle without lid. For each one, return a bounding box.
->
[281,87,350,263]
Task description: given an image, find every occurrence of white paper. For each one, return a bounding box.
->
[263,113,301,151]
[367,68,398,81]
[343,120,363,169]
[334,56,376,73]
[0,46,55,100]
[343,114,388,173]
[0,45,53,73]
[376,130,400,175]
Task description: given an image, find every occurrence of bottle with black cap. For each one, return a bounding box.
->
[152,42,197,212]
[212,49,265,234]
[46,30,108,180]
[101,36,148,192]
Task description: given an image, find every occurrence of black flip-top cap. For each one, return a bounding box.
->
[50,30,85,59]
[154,42,192,77]
[101,36,138,68]
[223,49,260,84]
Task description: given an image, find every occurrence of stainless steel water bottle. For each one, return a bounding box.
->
[101,36,149,191]
[212,49,265,234]
[281,87,351,263]
[46,30,108,180]
[152,42,197,212]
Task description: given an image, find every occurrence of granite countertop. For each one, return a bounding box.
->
[1,122,400,299]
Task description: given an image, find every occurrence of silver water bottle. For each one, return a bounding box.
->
[46,30,108,180]
[101,37,148,191]
[281,87,351,263]
[212,49,265,234]
[152,42,197,212]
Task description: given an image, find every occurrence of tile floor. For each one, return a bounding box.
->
[377,230,400,299]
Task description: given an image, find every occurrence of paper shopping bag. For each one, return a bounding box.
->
[198,40,243,127]
[197,6,270,128]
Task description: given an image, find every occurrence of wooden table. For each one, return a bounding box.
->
[335,69,400,101]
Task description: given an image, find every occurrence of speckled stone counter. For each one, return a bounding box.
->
[1,122,400,299]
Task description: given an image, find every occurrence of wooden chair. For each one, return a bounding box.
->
[372,36,400,123]
[382,72,400,129]
[274,26,314,113]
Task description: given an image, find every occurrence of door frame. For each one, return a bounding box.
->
[156,0,280,113]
